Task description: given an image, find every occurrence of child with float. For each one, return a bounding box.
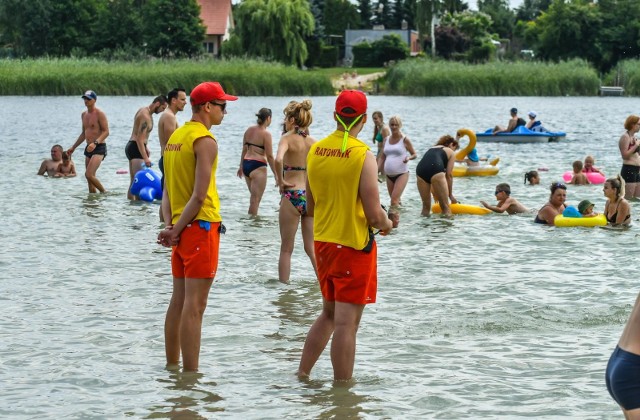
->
[480,183,529,215]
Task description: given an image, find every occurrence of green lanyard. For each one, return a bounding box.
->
[335,114,363,152]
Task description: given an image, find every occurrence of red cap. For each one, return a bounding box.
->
[335,90,367,117]
[190,82,238,105]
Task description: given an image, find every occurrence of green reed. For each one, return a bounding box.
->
[603,60,640,96]
[0,57,334,96]
[383,59,601,96]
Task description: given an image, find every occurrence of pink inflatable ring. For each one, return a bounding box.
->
[562,171,605,184]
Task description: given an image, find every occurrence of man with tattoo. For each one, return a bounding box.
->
[126,95,168,200]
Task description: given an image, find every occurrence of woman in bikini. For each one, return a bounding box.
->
[372,111,391,174]
[377,115,417,209]
[415,134,459,217]
[274,100,317,283]
[533,182,567,225]
[237,108,276,216]
[603,175,631,226]
[618,114,640,198]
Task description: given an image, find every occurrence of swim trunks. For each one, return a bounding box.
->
[314,241,377,305]
[171,221,221,279]
[416,147,448,183]
[282,189,306,215]
[125,140,147,161]
[242,159,267,177]
[606,346,640,410]
[84,143,107,159]
[621,164,640,184]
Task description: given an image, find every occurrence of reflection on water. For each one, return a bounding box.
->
[149,370,224,419]
[298,379,375,419]
[2,95,636,418]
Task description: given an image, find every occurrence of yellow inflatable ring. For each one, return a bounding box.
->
[554,214,607,227]
[432,202,491,215]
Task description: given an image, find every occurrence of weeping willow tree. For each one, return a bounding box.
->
[234,0,314,67]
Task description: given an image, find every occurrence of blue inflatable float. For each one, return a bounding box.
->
[130,168,162,202]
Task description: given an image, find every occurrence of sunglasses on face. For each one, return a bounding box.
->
[494,190,503,195]
[209,101,226,112]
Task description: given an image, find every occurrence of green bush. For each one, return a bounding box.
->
[384,58,600,96]
[352,42,375,67]
[603,59,640,96]
[317,45,338,68]
[0,57,334,95]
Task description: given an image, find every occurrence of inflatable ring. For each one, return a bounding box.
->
[432,202,491,215]
[554,213,607,227]
[562,171,606,184]
[453,128,499,177]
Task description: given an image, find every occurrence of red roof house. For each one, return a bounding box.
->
[197,0,234,57]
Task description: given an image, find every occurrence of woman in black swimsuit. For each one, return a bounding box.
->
[415,135,459,217]
[534,182,567,225]
[618,115,640,199]
[604,175,631,226]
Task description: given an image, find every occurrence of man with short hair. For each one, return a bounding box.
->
[297,90,396,381]
[126,95,168,200]
[158,89,187,180]
[492,107,526,134]
[38,144,63,176]
[67,90,109,193]
[157,82,237,372]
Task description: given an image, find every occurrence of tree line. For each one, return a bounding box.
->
[1,0,638,74]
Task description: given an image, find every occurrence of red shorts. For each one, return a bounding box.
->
[314,241,377,305]
[171,221,220,279]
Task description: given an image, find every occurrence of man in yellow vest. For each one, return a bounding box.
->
[157,81,237,372]
[298,90,397,381]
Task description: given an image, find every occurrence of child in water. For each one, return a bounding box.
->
[55,151,76,177]
[569,160,590,185]
[583,155,605,175]
[480,183,529,214]
[524,170,540,185]
[578,199,597,217]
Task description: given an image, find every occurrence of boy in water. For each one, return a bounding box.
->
[481,183,528,214]
[54,151,76,177]
[569,160,590,185]
[578,199,597,217]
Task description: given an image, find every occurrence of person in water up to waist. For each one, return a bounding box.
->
[157,81,238,372]
[297,89,396,382]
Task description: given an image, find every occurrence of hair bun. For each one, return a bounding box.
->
[301,99,312,111]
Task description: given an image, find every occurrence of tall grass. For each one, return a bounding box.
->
[603,60,640,96]
[0,57,334,96]
[384,59,601,96]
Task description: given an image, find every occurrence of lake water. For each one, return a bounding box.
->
[2,95,639,418]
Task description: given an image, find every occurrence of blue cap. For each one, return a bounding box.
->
[562,205,582,218]
[82,90,97,100]
[467,148,479,162]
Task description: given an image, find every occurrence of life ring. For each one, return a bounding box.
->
[562,171,606,184]
[432,202,491,215]
[554,213,607,227]
[453,128,499,177]
[130,168,162,202]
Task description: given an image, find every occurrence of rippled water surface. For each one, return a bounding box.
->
[2,95,639,418]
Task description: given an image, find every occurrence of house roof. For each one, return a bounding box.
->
[197,0,232,35]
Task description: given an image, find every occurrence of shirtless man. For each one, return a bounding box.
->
[158,88,187,182]
[67,90,110,193]
[492,107,526,135]
[37,144,63,176]
[125,95,168,200]
[481,183,528,214]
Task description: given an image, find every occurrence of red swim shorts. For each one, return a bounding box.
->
[314,241,377,305]
[171,221,220,279]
